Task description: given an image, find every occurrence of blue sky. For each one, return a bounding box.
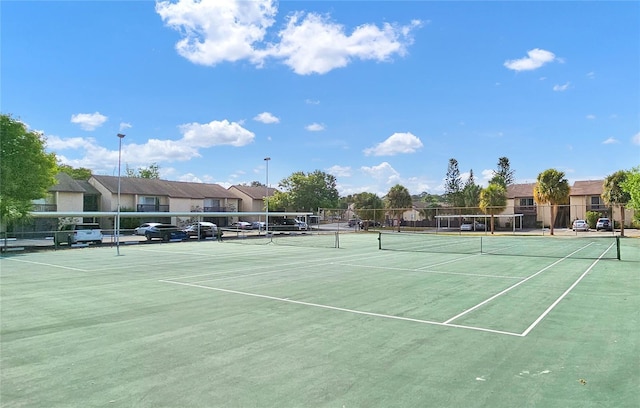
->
[3,0,639,196]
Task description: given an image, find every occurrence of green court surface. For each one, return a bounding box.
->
[1,233,638,407]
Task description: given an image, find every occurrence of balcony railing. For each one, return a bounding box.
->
[587,204,608,212]
[137,204,169,212]
[201,206,229,212]
[515,205,537,214]
[32,204,57,212]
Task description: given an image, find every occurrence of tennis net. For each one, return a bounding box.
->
[225,231,340,249]
[377,232,621,260]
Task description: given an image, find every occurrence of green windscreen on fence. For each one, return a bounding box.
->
[378,232,620,260]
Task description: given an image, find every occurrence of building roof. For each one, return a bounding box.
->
[75,180,101,195]
[230,185,278,199]
[506,183,535,199]
[91,175,237,199]
[49,173,87,193]
[570,180,604,196]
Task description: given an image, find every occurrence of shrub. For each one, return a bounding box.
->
[585,211,600,229]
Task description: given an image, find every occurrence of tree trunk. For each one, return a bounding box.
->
[620,205,625,237]
[550,205,557,235]
[490,214,495,234]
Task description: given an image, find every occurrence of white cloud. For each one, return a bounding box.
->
[363,132,423,156]
[177,173,203,183]
[586,71,596,79]
[70,112,108,131]
[504,48,557,71]
[326,165,351,177]
[179,119,255,147]
[602,137,619,144]
[253,112,280,124]
[553,82,570,92]
[305,99,320,105]
[46,135,97,150]
[156,0,422,75]
[586,114,596,120]
[119,122,132,131]
[481,169,494,185]
[265,13,422,75]
[630,132,640,145]
[305,123,325,132]
[49,118,255,174]
[361,161,400,182]
[156,0,277,66]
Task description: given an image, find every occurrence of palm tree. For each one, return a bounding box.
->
[385,184,412,232]
[479,183,507,234]
[602,170,631,237]
[533,169,570,236]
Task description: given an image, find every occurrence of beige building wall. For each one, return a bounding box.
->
[89,180,115,212]
[55,191,84,212]
[570,196,588,220]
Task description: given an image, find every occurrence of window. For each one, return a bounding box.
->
[519,198,534,206]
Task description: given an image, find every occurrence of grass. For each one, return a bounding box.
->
[1,233,638,407]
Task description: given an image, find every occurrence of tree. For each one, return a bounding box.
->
[385,184,412,231]
[533,169,570,235]
[462,169,481,208]
[490,157,515,188]
[352,192,384,225]
[0,114,58,224]
[57,164,92,180]
[479,183,507,234]
[444,158,464,207]
[621,166,640,222]
[269,170,339,211]
[126,163,160,178]
[602,170,631,236]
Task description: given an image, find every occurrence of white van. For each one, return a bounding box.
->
[55,223,103,245]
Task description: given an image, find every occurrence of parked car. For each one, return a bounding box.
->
[55,223,103,245]
[295,219,309,230]
[348,219,360,227]
[271,218,306,231]
[359,220,381,229]
[144,224,188,241]
[231,221,252,230]
[595,217,613,231]
[572,219,589,231]
[460,221,486,231]
[251,221,266,230]
[134,222,162,236]
[183,222,221,239]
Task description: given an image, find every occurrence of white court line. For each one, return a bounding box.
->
[2,257,88,272]
[159,279,522,337]
[443,242,595,325]
[520,241,616,336]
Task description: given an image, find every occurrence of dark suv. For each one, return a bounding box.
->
[144,224,188,241]
[595,218,613,231]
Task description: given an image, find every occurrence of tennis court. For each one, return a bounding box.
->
[1,232,638,407]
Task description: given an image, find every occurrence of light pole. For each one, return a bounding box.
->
[116,133,125,255]
[264,157,270,236]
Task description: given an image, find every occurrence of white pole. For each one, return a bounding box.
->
[116,133,125,255]
[264,157,270,236]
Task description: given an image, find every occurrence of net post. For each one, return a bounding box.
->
[335,231,339,249]
[480,236,483,254]
[616,236,621,260]
[378,232,382,250]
